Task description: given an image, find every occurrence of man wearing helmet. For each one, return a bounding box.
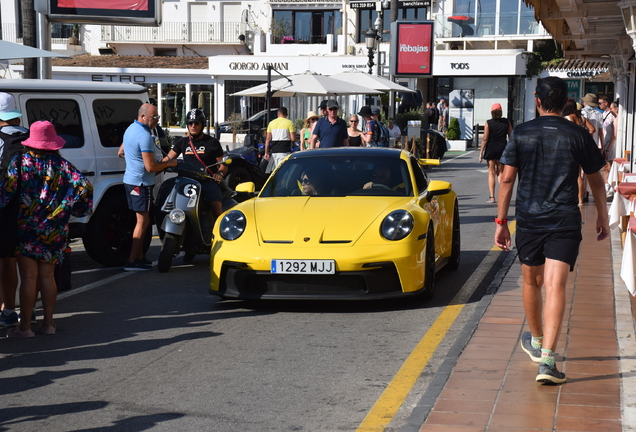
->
[163,109,226,231]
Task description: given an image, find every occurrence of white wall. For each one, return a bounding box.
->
[454,77,509,126]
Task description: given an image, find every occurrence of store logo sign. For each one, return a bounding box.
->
[450,63,470,70]
[229,62,289,71]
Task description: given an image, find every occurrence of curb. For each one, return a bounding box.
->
[399,248,518,432]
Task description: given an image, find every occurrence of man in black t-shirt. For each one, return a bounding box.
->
[164,109,226,226]
[495,77,609,385]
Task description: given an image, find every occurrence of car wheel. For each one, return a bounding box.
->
[83,193,151,267]
[158,233,178,273]
[447,201,460,271]
[225,167,251,190]
[420,224,436,301]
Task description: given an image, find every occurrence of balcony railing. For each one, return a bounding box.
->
[435,13,547,38]
[101,22,244,43]
[1,22,72,44]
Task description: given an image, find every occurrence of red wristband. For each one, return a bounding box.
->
[494,218,508,225]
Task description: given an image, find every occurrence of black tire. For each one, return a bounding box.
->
[420,225,436,301]
[225,167,251,190]
[83,192,151,267]
[447,202,460,271]
[158,233,178,273]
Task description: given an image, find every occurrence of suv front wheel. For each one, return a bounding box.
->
[83,191,151,267]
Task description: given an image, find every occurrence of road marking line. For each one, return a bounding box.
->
[356,247,503,431]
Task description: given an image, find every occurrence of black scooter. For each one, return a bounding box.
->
[155,158,242,273]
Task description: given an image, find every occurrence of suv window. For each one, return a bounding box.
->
[26,99,85,148]
[93,99,142,148]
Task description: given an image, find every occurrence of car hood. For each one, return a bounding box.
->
[251,196,407,244]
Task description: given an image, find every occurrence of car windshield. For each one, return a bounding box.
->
[259,155,413,197]
[247,110,266,121]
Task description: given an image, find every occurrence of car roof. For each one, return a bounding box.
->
[288,147,409,160]
[0,79,148,94]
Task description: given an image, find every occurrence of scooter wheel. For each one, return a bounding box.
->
[158,233,178,273]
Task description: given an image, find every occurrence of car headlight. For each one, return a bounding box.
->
[381,210,414,241]
[220,210,246,240]
[169,209,186,224]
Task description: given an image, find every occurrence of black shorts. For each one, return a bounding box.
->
[125,184,154,212]
[201,180,222,203]
[515,230,582,271]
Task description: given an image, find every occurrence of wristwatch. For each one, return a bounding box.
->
[494,218,508,225]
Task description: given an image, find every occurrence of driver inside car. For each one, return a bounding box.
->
[363,164,405,192]
[162,109,227,238]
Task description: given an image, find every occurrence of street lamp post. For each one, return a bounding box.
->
[365,28,378,75]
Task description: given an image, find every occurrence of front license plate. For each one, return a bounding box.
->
[271,259,335,274]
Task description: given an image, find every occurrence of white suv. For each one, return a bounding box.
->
[1,79,156,267]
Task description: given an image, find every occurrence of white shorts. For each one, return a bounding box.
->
[266,152,290,174]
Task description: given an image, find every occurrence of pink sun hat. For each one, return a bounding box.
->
[22,121,65,151]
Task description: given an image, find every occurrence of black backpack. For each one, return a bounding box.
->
[371,121,390,147]
[0,126,28,173]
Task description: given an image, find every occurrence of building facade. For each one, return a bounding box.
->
[1,0,554,135]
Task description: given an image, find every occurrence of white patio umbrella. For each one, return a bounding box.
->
[231,71,383,97]
[330,70,416,93]
[0,40,69,60]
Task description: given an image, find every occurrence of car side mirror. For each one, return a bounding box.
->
[425,180,452,202]
[235,182,255,193]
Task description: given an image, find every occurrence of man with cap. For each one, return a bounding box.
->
[309,100,349,148]
[495,76,609,385]
[0,92,27,328]
[358,105,376,146]
[318,100,329,118]
[580,93,603,150]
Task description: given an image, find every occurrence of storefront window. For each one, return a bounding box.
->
[272,10,342,45]
[357,8,425,42]
[449,0,539,36]
[161,84,186,128]
[190,85,214,124]
[224,80,280,122]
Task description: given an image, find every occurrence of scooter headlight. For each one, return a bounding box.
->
[169,209,186,224]
[220,210,246,240]
[381,210,414,241]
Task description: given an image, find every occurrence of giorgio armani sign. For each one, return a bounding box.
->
[229,62,290,71]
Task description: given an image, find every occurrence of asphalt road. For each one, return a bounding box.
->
[0,147,514,432]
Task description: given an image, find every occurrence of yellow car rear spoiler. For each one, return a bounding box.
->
[419,158,441,166]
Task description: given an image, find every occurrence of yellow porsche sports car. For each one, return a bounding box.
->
[210,148,459,300]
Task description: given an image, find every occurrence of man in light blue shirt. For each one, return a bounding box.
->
[122,103,177,271]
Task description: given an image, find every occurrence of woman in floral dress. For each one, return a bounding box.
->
[0,121,93,338]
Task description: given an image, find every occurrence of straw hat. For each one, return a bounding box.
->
[581,93,598,107]
[306,111,319,121]
[22,121,65,151]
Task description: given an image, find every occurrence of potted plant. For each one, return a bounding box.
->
[446,118,466,151]
[227,112,244,144]
[69,24,81,45]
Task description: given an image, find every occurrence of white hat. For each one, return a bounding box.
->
[0,92,22,121]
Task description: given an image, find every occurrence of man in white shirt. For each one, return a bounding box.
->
[580,93,603,150]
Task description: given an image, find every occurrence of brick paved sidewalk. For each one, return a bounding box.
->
[419,203,624,432]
